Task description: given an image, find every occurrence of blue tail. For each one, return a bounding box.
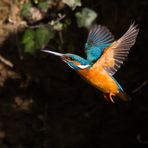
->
[117,90,131,101]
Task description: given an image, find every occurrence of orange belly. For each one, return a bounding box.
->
[77,65,118,94]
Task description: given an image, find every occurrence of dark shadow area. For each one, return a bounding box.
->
[0,0,148,148]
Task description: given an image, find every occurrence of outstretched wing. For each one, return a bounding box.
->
[97,23,139,76]
[85,25,114,63]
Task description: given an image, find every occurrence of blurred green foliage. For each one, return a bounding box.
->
[37,1,50,11]
[21,2,32,19]
[22,26,54,54]
[63,0,81,10]
[20,0,97,55]
[75,8,98,28]
[22,29,35,54]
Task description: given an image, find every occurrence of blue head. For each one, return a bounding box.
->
[42,50,91,70]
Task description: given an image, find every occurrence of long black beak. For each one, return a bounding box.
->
[41,49,64,57]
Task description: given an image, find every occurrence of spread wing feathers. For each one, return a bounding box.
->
[98,23,139,76]
[86,25,115,48]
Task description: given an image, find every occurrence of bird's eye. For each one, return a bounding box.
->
[65,56,73,61]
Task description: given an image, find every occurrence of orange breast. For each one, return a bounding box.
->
[77,63,118,93]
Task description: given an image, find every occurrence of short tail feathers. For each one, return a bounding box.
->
[117,90,132,101]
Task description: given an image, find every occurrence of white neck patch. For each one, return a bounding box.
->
[77,64,90,69]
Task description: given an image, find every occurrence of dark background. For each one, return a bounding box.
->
[0,0,148,147]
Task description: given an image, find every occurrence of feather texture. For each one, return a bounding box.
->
[97,23,139,75]
[85,25,114,63]
[86,25,114,46]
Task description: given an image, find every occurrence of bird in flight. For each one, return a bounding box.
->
[42,23,139,103]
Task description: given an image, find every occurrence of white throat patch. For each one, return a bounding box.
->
[77,64,90,69]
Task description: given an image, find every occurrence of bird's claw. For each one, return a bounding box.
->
[109,92,115,103]
[103,92,115,103]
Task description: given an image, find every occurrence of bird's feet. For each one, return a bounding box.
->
[103,92,115,103]
[109,92,115,103]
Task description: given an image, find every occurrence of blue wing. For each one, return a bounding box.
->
[85,25,114,63]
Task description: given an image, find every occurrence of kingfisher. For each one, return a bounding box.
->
[42,23,139,103]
